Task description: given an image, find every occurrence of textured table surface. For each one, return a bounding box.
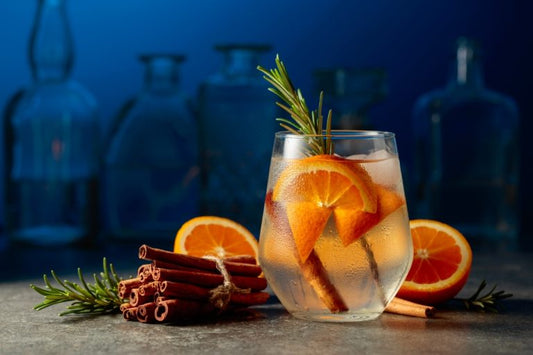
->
[0,246,532,355]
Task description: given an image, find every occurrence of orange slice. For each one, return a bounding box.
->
[334,184,405,246]
[397,219,473,305]
[272,154,378,261]
[173,216,258,259]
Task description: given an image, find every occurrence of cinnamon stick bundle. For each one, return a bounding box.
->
[121,244,269,323]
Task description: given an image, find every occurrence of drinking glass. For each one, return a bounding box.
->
[258,131,413,322]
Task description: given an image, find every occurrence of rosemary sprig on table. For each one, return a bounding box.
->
[257,54,333,155]
[457,280,513,313]
[30,258,123,316]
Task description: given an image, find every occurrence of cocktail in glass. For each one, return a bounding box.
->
[258,131,413,322]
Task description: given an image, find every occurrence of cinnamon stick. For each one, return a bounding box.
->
[138,281,160,297]
[139,271,153,283]
[152,267,267,291]
[119,303,132,312]
[118,277,143,300]
[229,292,270,306]
[118,277,142,290]
[122,306,138,321]
[151,260,216,274]
[385,297,435,318]
[118,288,128,301]
[159,281,209,300]
[224,255,258,264]
[299,250,348,313]
[137,302,157,323]
[155,299,216,322]
[137,264,151,277]
[159,280,269,306]
[155,296,168,304]
[139,245,262,277]
[129,288,153,307]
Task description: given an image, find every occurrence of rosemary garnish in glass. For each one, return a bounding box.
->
[257,54,333,155]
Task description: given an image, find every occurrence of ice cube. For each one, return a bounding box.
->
[347,150,402,188]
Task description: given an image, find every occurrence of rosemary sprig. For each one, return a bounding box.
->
[257,54,333,155]
[456,280,513,313]
[30,257,124,316]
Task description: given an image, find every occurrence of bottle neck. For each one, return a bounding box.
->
[29,0,74,82]
[215,45,270,82]
[447,39,484,90]
[142,55,183,93]
[222,49,259,78]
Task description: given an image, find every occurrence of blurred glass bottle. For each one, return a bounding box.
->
[412,37,520,251]
[3,0,100,246]
[197,44,277,236]
[104,54,199,242]
[313,67,387,130]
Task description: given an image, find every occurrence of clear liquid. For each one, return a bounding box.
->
[258,155,413,321]
[6,178,97,246]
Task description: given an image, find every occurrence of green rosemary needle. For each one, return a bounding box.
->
[456,280,513,313]
[257,54,333,155]
[30,257,124,316]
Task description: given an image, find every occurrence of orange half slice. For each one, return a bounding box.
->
[272,155,378,261]
[174,216,258,259]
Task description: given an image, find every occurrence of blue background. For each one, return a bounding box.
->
[1,0,532,248]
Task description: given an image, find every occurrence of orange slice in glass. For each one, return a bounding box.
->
[173,216,258,259]
[334,184,405,246]
[272,154,378,261]
[397,219,473,305]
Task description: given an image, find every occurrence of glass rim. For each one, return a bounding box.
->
[275,130,395,139]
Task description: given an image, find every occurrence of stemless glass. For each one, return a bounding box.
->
[258,131,413,322]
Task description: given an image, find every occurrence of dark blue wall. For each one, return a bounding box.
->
[1,0,531,246]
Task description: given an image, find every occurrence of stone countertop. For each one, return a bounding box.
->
[0,247,532,354]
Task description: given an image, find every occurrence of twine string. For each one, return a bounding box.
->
[202,255,251,310]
